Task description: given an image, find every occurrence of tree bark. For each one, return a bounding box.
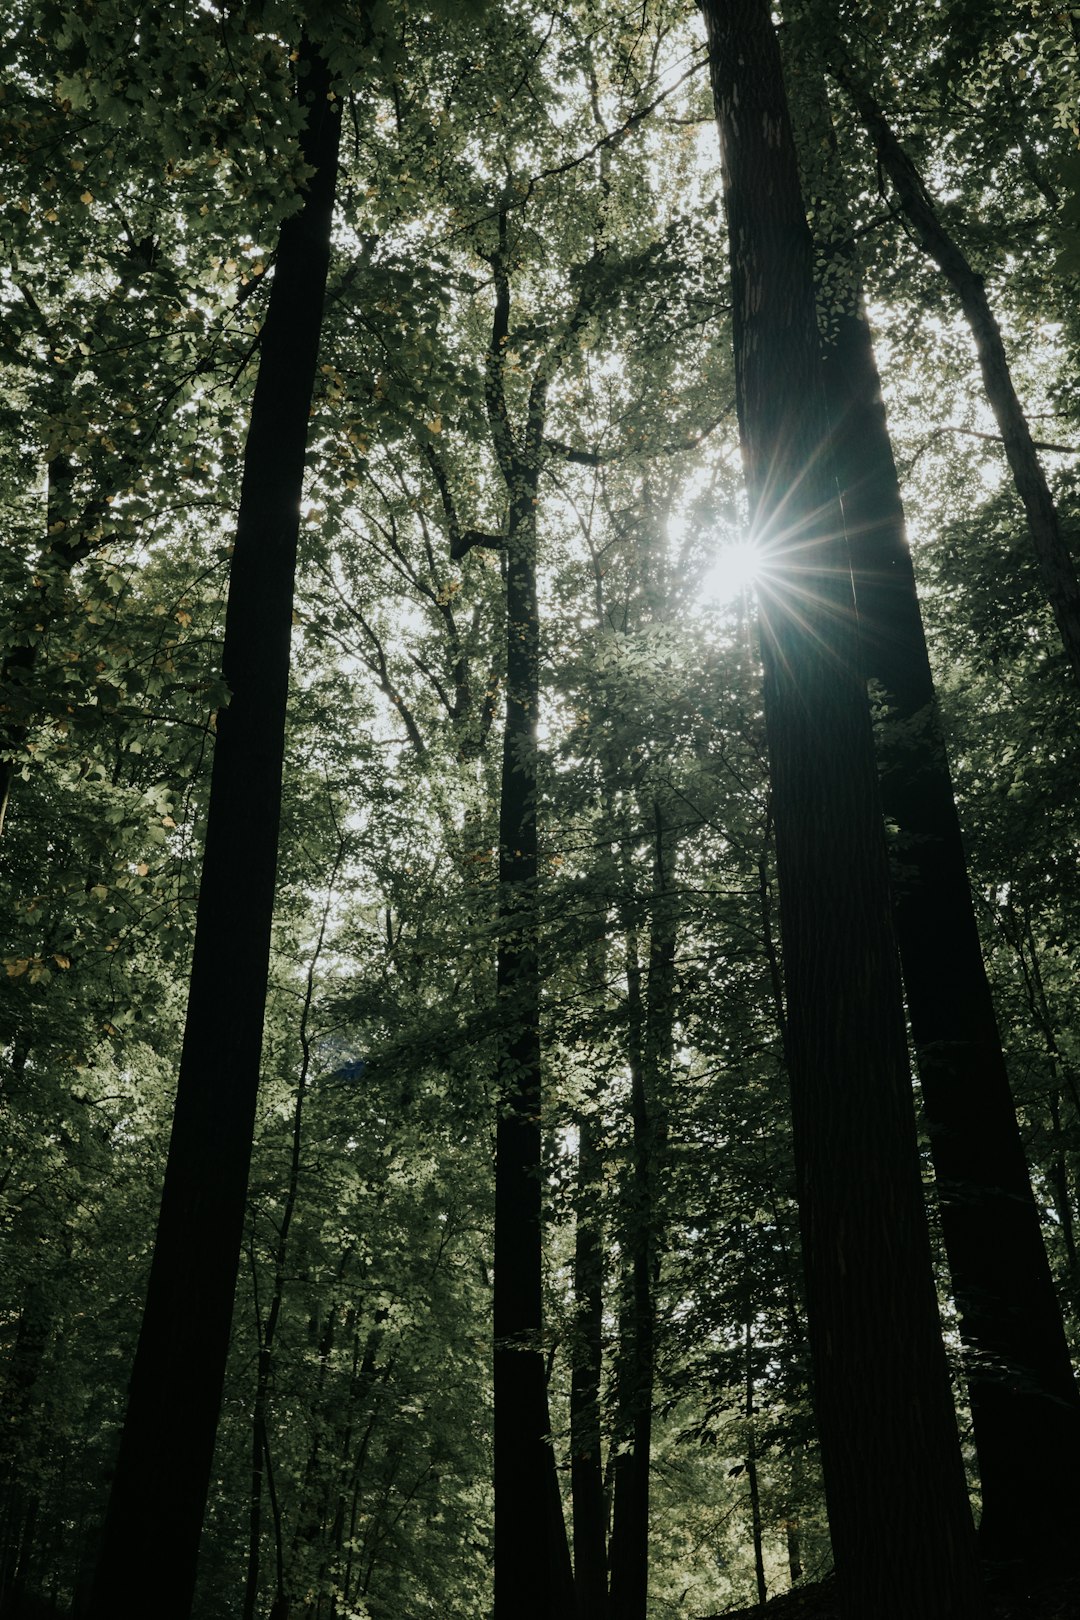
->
[86,42,340,1620]
[833,61,1080,688]
[701,3,985,1615]
[786,59,1080,1570]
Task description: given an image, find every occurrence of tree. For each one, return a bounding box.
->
[700,0,984,1613]
[781,44,1080,1571]
[87,39,340,1618]
[830,55,1080,688]
[5,2,1080,1615]
[480,211,579,1620]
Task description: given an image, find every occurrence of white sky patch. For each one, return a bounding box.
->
[698,537,761,605]
[668,507,760,606]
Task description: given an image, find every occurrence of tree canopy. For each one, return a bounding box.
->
[2,2,1079,1618]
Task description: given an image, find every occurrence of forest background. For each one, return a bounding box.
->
[2,1,1080,1617]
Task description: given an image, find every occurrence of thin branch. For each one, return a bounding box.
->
[543,405,734,467]
[940,423,1078,455]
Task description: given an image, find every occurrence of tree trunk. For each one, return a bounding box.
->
[607,891,652,1620]
[570,1080,608,1620]
[488,226,576,1618]
[744,1316,767,1609]
[608,807,677,1620]
[86,43,340,1620]
[787,59,1080,1570]
[833,61,1080,687]
[493,482,574,1618]
[701,3,985,1615]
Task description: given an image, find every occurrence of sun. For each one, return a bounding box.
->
[699,538,761,605]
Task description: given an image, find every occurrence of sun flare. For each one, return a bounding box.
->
[699,539,761,605]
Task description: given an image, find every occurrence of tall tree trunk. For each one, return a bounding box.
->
[700,3,985,1616]
[569,1040,608,1620]
[608,807,677,1620]
[493,486,574,1618]
[86,43,340,1620]
[744,1315,767,1610]
[786,59,1080,1569]
[607,874,651,1620]
[487,218,576,1620]
[832,60,1080,687]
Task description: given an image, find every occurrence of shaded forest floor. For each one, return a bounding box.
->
[715,1565,1080,1620]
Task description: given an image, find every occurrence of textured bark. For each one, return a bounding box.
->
[86,44,340,1620]
[701,3,984,1615]
[834,63,1080,688]
[784,59,1080,1568]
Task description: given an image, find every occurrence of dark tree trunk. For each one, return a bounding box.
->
[487,222,576,1620]
[744,1316,767,1610]
[788,62,1080,1570]
[570,1093,608,1620]
[701,3,985,1615]
[493,484,574,1619]
[607,902,652,1620]
[608,809,677,1620]
[86,44,340,1620]
[833,62,1080,687]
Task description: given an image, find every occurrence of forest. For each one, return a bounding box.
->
[2,0,1080,1617]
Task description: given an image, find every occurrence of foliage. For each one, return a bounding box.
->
[2,0,1079,1616]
